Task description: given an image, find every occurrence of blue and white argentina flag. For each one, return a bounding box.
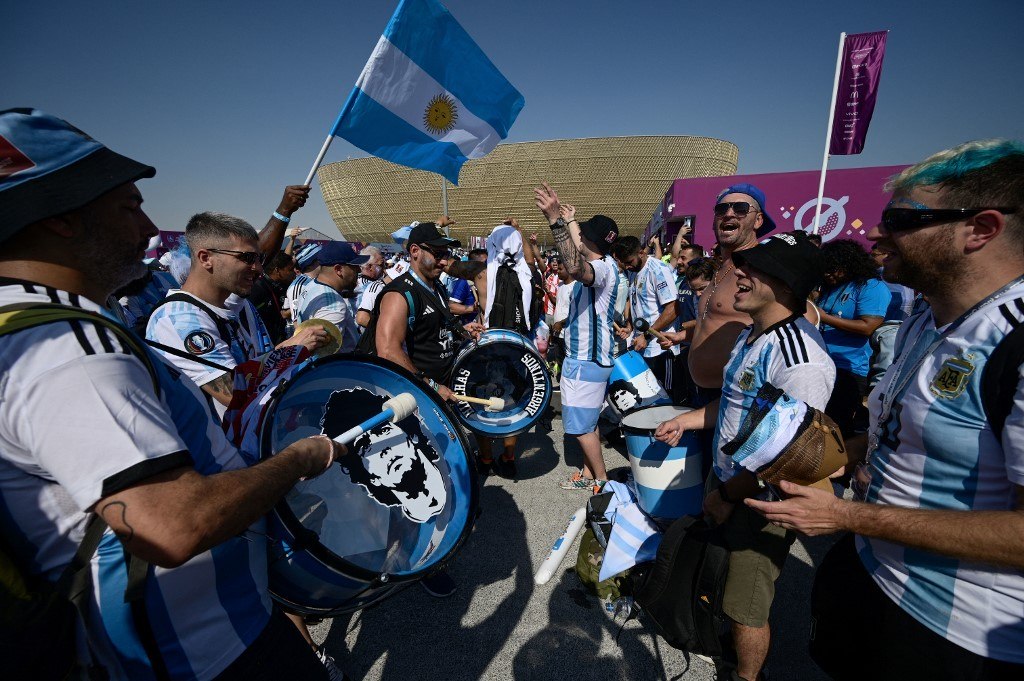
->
[331,0,525,185]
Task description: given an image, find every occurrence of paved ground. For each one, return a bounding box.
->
[311,395,837,681]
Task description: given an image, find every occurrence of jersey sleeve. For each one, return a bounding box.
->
[2,353,191,511]
[588,257,615,290]
[358,282,382,313]
[654,263,678,307]
[146,305,234,386]
[856,279,891,319]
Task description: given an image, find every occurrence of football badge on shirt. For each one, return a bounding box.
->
[184,330,216,355]
[930,351,975,399]
[738,368,756,391]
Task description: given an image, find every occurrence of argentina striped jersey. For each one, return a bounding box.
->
[629,255,679,358]
[712,315,835,482]
[858,281,1024,663]
[0,281,271,679]
[563,255,620,367]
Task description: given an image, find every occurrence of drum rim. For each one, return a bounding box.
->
[260,352,480,583]
[620,404,694,435]
[449,331,551,438]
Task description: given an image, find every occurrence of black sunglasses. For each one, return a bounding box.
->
[207,248,262,266]
[881,207,1017,233]
[713,201,759,217]
[415,243,453,260]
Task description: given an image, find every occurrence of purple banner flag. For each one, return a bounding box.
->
[829,31,888,155]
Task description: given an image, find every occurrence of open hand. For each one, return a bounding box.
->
[744,480,849,536]
[534,183,562,223]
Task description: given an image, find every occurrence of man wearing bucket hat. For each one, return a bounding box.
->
[747,140,1024,680]
[656,231,834,681]
[0,108,342,679]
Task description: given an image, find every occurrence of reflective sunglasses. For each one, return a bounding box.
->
[416,243,453,261]
[207,248,262,266]
[713,201,759,217]
[880,207,1017,233]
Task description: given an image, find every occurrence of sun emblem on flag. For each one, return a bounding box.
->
[423,93,458,135]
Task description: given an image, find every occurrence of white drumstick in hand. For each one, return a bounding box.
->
[332,392,418,446]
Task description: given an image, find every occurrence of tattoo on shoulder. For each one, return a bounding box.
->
[99,500,135,543]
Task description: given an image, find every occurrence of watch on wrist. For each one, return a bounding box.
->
[550,217,567,228]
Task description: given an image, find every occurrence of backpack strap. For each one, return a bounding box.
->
[0,303,160,393]
[982,312,1024,444]
[153,292,237,347]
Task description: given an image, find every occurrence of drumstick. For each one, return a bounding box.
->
[451,394,507,412]
[633,318,670,342]
[331,392,419,446]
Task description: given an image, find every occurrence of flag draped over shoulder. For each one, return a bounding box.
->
[331,0,525,185]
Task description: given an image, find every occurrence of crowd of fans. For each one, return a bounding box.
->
[1,106,1022,681]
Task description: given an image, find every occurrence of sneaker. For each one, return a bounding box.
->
[559,470,595,490]
[420,569,457,598]
[315,646,348,681]
[495,457,517,479]
[591,479,608,494]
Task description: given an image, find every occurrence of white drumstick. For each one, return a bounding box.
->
[332,392,419,446]
[535,506,587,585]
[451,394,507,412]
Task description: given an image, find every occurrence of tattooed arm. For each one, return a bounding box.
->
[94,435,342,568]
[534,183,596,286]
[200,372,235,407]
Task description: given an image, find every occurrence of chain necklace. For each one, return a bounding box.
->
[700,262,735,323]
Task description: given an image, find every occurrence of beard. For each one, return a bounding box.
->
[884,229,960,297]
[73,220,148,297]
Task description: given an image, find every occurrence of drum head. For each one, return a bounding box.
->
[261,354,478,580]
[621,405,693,434]
[450,330,551,437]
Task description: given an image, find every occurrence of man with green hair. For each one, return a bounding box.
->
[747,139,1024,680]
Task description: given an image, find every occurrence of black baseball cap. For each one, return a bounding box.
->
[579,215,619,254]
[407,221,460,249]
[732,231,824,310]
[0,108,156,243]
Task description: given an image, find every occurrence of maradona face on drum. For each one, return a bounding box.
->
[321,388,447,524]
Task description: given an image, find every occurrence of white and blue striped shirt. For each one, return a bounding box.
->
[859,282,1024,663]
[563,255,620,367]
[290,276,359,353]
[712,315,835,482]
[0,282,271,680]
[630,256,679,358]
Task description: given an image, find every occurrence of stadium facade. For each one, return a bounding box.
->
[317,136,738,245]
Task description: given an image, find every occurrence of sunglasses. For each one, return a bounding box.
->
[713,201,760,217]
[207,248,262,266]
[416,243,453,260]
[880,207,1017,233]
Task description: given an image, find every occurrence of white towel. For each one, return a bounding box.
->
[484,224,533,327]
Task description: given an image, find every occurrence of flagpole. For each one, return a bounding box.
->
[813,32,846,235]
[440,175,450,237]
[303,134,335,187]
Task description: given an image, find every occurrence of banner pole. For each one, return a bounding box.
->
[813,32,846,234]
[303,134,335,187]
[440,176,450,237]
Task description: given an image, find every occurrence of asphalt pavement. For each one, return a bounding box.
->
[311,394,836,681]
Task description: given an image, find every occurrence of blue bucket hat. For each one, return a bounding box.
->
[0,108,155,243]
[716,183,777,238]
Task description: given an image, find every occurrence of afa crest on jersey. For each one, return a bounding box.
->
[930,352,975,399]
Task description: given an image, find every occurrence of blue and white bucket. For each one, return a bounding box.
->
[621,405,704,520]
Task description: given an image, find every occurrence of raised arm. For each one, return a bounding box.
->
[534,183,595,286]
[257,185,311,259]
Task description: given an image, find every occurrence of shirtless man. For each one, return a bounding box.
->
[688,183,776,392]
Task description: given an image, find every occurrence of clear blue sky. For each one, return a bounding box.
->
[8,0,1023,239]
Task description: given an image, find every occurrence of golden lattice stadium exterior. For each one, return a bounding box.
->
[317,136,738,244]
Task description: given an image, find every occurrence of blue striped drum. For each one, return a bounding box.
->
[260,355,478,616]
[606,350,670,417]
[450,329,551,437]
[621,405,704,519]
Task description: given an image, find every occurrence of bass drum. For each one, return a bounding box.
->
[449,329,551,438]
[260,354,478,616]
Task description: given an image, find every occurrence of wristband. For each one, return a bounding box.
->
[550,217,566,229]
[718,484,734,504]
[272,211,291,224]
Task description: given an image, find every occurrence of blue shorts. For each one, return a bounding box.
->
[560,358,613,435]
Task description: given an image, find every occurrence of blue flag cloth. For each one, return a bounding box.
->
[331,0,525,185]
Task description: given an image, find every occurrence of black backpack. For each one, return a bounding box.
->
[488,259,529,334]
[632,515,730,657]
